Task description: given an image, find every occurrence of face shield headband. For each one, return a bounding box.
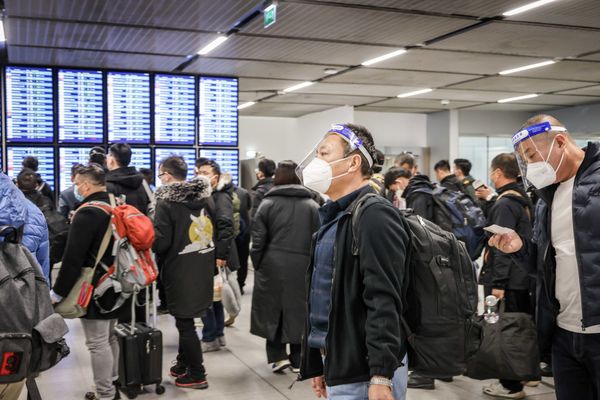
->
[328,124,374,167]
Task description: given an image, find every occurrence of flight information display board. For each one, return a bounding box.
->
[7,147,55,190]
[155,74,196,145]
[58,69,104,143]
[199,77,238,147]
[130,148,152,171]
[5,67,54,143]
[199,149,239,185]
[107,72,151,144]
[154,148,196,184]
[58,147,90,192]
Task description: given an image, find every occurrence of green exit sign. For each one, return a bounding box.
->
[264,4,277,28]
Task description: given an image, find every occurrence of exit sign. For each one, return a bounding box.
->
[264,4,277,28]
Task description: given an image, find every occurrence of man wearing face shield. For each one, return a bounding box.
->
[489,115,600,399]
[297,124,410,400]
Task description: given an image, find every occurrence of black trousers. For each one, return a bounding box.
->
[266,318,301,368]
[175,317,205,379]
[235,234,250,290]
[484,287,531,392]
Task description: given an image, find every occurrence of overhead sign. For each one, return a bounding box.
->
[264,3,277,28]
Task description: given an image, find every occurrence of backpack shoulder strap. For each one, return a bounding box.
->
[350,193,384,256]
[497,190,532,221]
[142,179,155,204]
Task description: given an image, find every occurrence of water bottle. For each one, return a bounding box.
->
[484,295,499,324]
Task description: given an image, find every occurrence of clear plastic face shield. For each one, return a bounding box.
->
[512,121,568,190]
[296,124,374,194]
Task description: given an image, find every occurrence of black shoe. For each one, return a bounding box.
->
[175,374,209,389]
[157,305,169,315]
[438,376,454,382]
[407,374,435,390]
[170,361,187,378]
[540,362,553,377]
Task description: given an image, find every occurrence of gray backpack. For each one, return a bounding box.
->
[0,226,70,393]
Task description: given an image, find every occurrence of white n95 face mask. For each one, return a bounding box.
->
[525,138,564,189]
[302,157,350,194]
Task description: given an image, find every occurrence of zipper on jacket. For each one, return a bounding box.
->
[570,174,589,328]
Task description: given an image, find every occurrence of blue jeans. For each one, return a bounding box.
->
[552,327,600,400]
[201,301,224,342]
[326,355,408,400]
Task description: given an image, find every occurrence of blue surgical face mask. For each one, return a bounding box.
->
[74,184,85,202]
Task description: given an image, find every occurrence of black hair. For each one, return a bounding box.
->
[333,123,376,178]
[373,149,385,174]
[76,164,106,186]
[258,158,276,178]
[159,156,187,181]
[109,143,132,168]
[22,156,39,172]
[71,163,84,178]
[491,153,520,180]
[384,167,412,189]
[195,158,222,177]
[453,158,472,176]
[274,160,301,186]
[395,152,416,169]
[139,168,154,184]
[16,168,38,192]
[434,159,451,172]
[89,146,106,166]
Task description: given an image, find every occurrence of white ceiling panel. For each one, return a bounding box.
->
[244,2,473,46]
[576,52,600,61]
[264,93,385,106]
[370,98,482,109]
[519,94,600,106]
[327,68,481,87]
[186,59,336,81]
[239,102,335,118]
[449,76,593,92]
[356,105,440,113]
[465,103,558,112]
[372,49,543,75]
[505,0,600,29]
[239,78,305,92]
[402,88,530,102]
[556,85,600,96]
[431,21,600,58]
[293,82,420,97]
[239,91,274,102]
[6,0,255,32]
[508,60,600,82]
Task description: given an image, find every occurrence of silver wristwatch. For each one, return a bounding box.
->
[369,377,393,387]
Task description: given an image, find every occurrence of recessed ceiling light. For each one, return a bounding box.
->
[503,0,558,16]
[0,21,5,42]
[397,88,433,98]
[499,60,556,75]
[497,94,538,103]
[361,49,407,66]
[237,101,256,110]
[197,36,228,55]
[324,68,339,75]
[282,81,315,93]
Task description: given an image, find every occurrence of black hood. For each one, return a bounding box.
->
[403,174,434,198]
[155,177,212,210]
[265,184,314,199]
[252,177,274,191]
[106,167,144,189]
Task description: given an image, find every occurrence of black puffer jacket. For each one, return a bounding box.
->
[153,178,215,319]
[479,182,533,290]
[53,191,118,320]
[213,176,239,271]
[250,185,319,343]
[251,177,274,217]
[106,167,150,214]
[403,174,435,221]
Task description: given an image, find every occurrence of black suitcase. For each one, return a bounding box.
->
[114,283,165,399]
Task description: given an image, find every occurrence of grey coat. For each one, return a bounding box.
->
[250,185,320,343]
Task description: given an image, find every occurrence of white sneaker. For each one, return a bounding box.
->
[201,340,220,353]
[271,360,291,373]
[217,336,226,347]
[194,318,204,328]
[483,382,526,399]
[522,380,540,387]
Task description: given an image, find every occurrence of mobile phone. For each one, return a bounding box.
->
[473,179,486,190]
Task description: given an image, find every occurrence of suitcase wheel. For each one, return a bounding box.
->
[155,384,165,395]
[125,388,138,399]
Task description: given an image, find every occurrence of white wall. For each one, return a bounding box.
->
[238,116,296,161]
[354,111,427,148]
[459,110,532,137]
[545,103,600,137]
[426,110,460,174]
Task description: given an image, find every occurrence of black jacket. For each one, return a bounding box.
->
[403,174,435,221]
[300,185,410,386]
[235,186,252,239]
[479,182,533,290]
[251,177,274,217]
[531,142,600,354]
[23,190,54,212]
[250,185,320,343]
[213,177,239,270]
[58,186,81,219]
[106,167,150,214]
[440,174,466,194]
[153,178,215,319]
[53,191,118,320]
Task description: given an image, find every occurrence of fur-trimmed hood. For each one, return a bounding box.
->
[155,177,212,208]
[216,172,234,193]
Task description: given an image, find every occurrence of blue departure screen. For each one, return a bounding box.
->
[7,147,55,190]
[199,77,238,147]
[154,148,196,183]
[155,74,196,145]
[6,67,54,143]
[199,149,239,185]
[107,72,151,144]
[130,148,152,171]
[58,69,104,143]
[58,147,90,192]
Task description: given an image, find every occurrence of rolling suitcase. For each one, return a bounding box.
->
[114,283,165,399]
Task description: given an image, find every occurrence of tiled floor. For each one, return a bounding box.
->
[24,271,556,400]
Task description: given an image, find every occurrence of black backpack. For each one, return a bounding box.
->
[39,205,69,266]
[351,194,480,378]
[0,226,70,396]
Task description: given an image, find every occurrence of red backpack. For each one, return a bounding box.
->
[77,198,158,314]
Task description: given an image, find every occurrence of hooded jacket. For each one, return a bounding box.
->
[106,166,150,214]
[440,174,467,194]
[153,178,216,319]
[403,174,435,221]
[479,182,533,290]
[250,185,320,343]
[251,177,274,217]
[0,173,50,279]
[212,174,240,271]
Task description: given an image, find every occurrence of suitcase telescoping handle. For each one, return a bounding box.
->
[129,281,158,335]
